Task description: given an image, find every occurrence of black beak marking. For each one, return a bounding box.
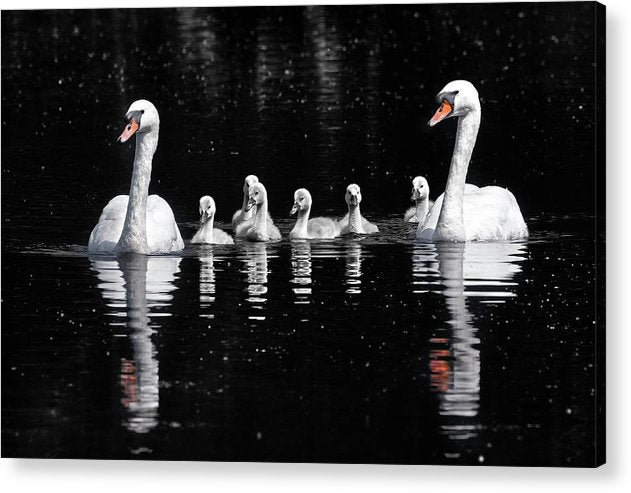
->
[124,109,144,125]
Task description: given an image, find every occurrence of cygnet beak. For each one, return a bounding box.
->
[290,202,299,216]
[349,194,358,206]
[245,197,256,212]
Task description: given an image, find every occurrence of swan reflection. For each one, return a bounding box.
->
[344,241,363,295]
[239,243,272,320]
[413,242,526,451]
[90,254,181,434]
[291,241,312,303]
[199,247,216,317]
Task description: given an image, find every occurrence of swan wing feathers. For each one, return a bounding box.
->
[232,209,243,227]
[361,216,379,234]
[232,208,250,228]
[235,218,253,237]
[268,224,282,241]
[462,186,527,241]
[405,200,434,223]
[308,217,339,239]
[337,213,349,224]
[213,228,234,245]
[88,195,129,253]
[191,228,210,244]
[404,207,416,222]
[418,185,527,241]
[146,195,185,253]
[97,195,129,222]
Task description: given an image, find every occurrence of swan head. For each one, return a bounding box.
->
[198,195,216,223]
[290,188,312,215]
[345,184,362,207]
[243,175,259,194]
[428,80,479,127]
[245,182,267,211]
[411,176,429,201]
[118,99,160,143]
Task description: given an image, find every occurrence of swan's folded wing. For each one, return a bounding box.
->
[404,207,416,222]
[235,217,254,237]
[268,224,282,241]
[416,193,442,240]
[97,195,128,222]
[463,186,527,241]
[309,217,339,238]
[213,228,234,245]
[88,195,128,253]
[361,215,379,234]
[232,208,246,227]
[146,195,185,253]
[336,213,350,226]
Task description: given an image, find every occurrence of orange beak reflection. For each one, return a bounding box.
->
[118,118,139,143]
[428,99,453,127]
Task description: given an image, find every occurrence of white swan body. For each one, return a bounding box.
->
[239,182,281,242]
[417,80,528,242]
[404,176,434,223]
[290,188,339,239]
[88,100,184,254]
[417,184,527,241]
[338,184,378,235]
[192,196,234,245]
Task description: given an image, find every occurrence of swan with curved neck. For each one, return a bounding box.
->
[239,182,281,242]
[338,184,378,235]
[417,80,528,242]
[88,100,184,254]
[192,196,234,245]
[290,188,339,239]
[232,175,260,228]
[404,176,433,223]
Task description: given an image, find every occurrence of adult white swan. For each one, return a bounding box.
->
[88,100,184,254]
[417,80,528,242]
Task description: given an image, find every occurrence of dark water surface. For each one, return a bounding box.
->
[2,4,601,465]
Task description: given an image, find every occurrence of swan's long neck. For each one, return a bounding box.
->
[198,214,215,241]
[348,204,364,234]
[434,109,480,241]
[242,189,253,221]
[254,199,268,236]
[416,198,429,221]
[293,206,311,236]
[119,254,159,433]
[117,131,158,253]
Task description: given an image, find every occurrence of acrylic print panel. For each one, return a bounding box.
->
[1,2,605,466]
